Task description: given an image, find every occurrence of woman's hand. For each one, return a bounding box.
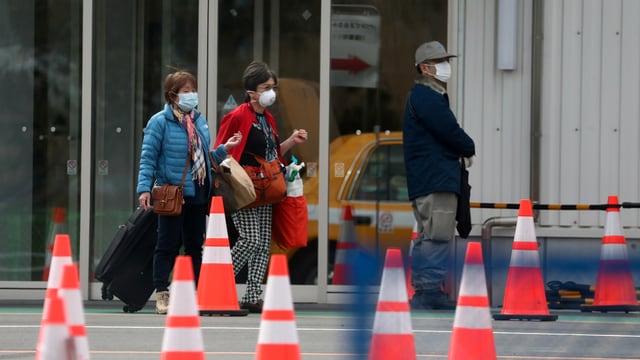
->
[280,129,308,154]
[139,192,151,210]
[289,129,308,144]
[224,131,243,150]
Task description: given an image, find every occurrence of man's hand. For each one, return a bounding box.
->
[463,156,474,168]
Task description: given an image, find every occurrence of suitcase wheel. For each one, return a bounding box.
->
[123,304,143,313]
[101,284,114,301]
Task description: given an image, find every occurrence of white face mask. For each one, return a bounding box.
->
[249,89,277,107]
[433,61,452,83]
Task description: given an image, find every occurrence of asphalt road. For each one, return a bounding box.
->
[1,301,640,359]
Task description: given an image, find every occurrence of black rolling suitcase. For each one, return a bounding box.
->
[95,206,158,312]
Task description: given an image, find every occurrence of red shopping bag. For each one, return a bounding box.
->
[272,195,308,249]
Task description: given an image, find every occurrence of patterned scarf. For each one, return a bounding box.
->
[257,113,277,161]
[173,108,206,186]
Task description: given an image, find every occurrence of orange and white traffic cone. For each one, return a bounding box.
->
[45,234,73,289]
[160,256,205,360]
[369,248,415,360]
[449,242,496,359]
[36,295,71,360]
[406,220,418,300]
[58,263,90,360]
[493,199,557,321]
[197,196,248,316]
[582,195,640,313]
[255,254,301,360]
[332,205,358,285]
[41,234,73,322]
[42,207,67,281]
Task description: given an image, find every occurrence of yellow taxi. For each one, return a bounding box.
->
[274,131,415,284]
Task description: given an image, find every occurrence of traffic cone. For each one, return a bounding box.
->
[493,199,557,321]
[368,248,415,360]
[448,242,496,359]
[255,254,301,360]
[160,256,205,360]
[45,234,73,289]
[582,195,640,313]
[406,220,418,299]
[36,295,71,360]
[197,196,248,316]
[59,263,90,360]
[332,205,358,285]
[42,207,67,281]
[41,234,73,322]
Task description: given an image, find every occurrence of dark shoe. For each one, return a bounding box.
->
[240,299,264,313]
[410,295,429,310]
[411,290,456,310]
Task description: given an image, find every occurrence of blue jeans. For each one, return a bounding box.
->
[410,192,457,292]
[153,202,207,291]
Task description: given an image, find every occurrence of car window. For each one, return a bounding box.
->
[353,144,408,202]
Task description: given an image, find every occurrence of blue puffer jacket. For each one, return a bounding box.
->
[136,104,213,198]
[403,82,475,201]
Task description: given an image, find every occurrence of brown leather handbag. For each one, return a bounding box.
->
[242,154,286,208]
[152,153,190,216]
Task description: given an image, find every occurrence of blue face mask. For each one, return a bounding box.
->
[177,92,198,112]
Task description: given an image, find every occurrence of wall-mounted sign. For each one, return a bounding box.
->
[330,5,380,88]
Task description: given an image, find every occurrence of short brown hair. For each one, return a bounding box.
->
[163,71,197,103]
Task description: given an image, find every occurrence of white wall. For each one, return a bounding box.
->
[460,0,535,227]
[538,0,640,228]
[461,0,640,230]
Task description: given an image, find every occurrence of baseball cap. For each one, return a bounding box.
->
[414,41,456,65]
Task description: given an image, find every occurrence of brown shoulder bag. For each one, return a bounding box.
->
[242,154,286,208]
[152,153,190,216]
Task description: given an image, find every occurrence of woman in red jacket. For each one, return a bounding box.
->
[215,61,307,313]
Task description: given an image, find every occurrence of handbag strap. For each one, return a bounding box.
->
[209,151,226,173]
[179,150,191,187]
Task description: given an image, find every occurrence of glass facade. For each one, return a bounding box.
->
[0,0,448,297]
[324,0,448,285]
[91,0,199,280]
[0,0,82,281]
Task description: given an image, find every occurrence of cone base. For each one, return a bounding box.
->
[493,313,557,321]
[448,328,496,360]
[368,334,416,360]
[160,351,205,360]
[200,309,249,317]
[256,344,301,360]
[580,304,640,313]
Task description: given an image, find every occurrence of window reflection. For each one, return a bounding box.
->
[91,0,199,277]
[325,0,448,285]
[0,0,81,280]
[353,144,408,202]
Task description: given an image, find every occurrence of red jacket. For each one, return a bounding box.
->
[214,102,286,164]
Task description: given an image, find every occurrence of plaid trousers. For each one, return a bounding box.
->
[231,204,272,303]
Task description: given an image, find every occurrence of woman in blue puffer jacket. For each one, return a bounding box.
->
[136,70,241,314]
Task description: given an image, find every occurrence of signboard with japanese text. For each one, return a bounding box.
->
[330,6,380,88]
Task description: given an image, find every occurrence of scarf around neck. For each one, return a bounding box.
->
[173,107,206,186]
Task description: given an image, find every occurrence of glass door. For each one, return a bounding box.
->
[91,0,199,283]
[325,0,449,288]
[0,0,81,283]
[215,1,321,292]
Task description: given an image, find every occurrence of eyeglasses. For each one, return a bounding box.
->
[256,84,278,92]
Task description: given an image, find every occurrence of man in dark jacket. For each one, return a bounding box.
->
[403,41,476,310]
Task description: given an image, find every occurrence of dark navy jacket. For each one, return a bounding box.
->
[402,81,475,201]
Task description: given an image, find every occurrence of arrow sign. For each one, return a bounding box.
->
[331,55,371,74]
